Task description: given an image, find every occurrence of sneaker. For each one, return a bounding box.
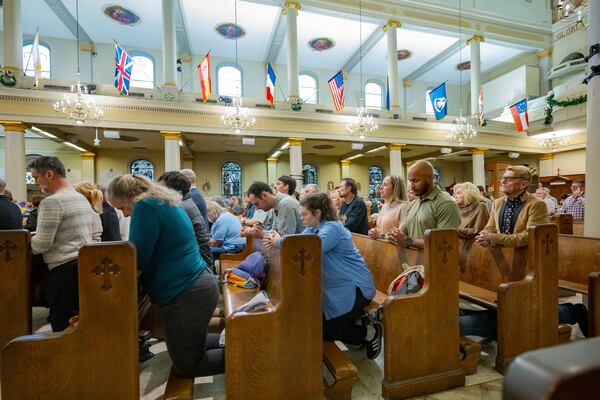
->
[365,321,383,360]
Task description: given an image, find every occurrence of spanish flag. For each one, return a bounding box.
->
[198,51,211,103]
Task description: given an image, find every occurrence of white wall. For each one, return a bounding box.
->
[482,65,540,112]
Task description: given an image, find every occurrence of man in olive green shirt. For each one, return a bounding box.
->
[387,160,460,249]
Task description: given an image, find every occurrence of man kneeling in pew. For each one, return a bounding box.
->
[263,193,384,359]
[468,165,588,338]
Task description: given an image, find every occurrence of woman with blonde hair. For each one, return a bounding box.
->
[107,174,223,378]
[74,182,103,242]
[368,175,408,240]
[452,182,489,239]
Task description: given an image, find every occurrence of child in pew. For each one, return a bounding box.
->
[107,175,224,378]
[263,192,383,359]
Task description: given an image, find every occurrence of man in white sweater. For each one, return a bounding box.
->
[29,156,93,332]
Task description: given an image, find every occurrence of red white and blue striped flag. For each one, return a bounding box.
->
[265,63,276,108]
[328,71,345,111]
[114,44,133,96]
[509,99,529,132]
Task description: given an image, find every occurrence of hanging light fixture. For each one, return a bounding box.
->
[346,0,378,139]
[220,0,255,134]
[54,0,103,125]
[541,133,570,152]
[447,0,476,145]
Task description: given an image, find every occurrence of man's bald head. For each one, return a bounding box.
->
[407,160,435,197]
[409,160,434,178]
[180,169,197,185]
[0,179,6,194]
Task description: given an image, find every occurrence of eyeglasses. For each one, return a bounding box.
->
[500,176,523,182]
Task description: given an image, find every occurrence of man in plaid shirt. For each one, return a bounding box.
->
[559,180,585,220]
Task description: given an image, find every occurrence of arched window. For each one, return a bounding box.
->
[222,162,242,200]
[130,53,155,89]
[368,165,383,201]
[22,42,51,79]
[302,164,318,185]
[425,87,434,114]
[365,82,383,109]
[130,159,154,181]
[218,65,242,97]
[25,154,43,185]
[299,73,317,104]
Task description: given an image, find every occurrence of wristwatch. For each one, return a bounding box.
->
[403,236,413,248]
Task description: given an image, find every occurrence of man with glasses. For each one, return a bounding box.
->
[559,179,585,220]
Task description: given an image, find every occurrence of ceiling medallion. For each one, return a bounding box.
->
[102,5,141,26]
[215,23,246,39]
[397,50,412,60]
[456,61,471,71]
[307,37,336,52]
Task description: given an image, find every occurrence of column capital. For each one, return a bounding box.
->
[283,0,301,13]
[403,80,412,88]
[536,48,553,59]
[288,137,304,146]
[267,157,279,164]
[405,161,414,168]
[80,152,96,160]
[181,154,194,161]
[179,54,193,63]
[382,19,401,32]
[80,42,95,52]
[470,147,488,155]
[388,143,406,151]
[466,34,485,46]
[161,130,182,140]
[341,160,351,166]
[0,121,27,132]
[162,82,178,87]
[539,153,554,160]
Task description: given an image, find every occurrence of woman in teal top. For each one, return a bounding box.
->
[107,175,224,378]
[266,192,382,359]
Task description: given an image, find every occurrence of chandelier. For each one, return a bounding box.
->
[346,0,378,139]
[448,109,476,145]
[541,134,570,152]
[54,0,103,125]
[553,0,587,24]
[220,0,254,134]
[221,97,256,134]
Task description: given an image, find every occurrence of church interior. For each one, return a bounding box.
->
[0,0,599,398]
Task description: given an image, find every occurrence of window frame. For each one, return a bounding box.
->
[129,50,156,89]
[368,165,384,201]
[425,86,435,115]
[302,163,318,185]
[129,159,155,181]
[364,79,384,110]
[216,62,244,98]
[22,40,51,79]
[299,71,319,104]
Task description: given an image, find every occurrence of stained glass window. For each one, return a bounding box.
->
[302,164,318,185]
[222,162,242,200]
[25,170,36,185]
[368,165,383,201]
[130,159,154,181]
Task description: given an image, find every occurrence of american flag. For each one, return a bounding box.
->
[114,44,133,96]
[328,71,345,111]
[509,99,529,132]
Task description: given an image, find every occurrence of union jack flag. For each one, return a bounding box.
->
[114,44,133,96]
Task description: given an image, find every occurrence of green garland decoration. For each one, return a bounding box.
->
[544,92,587,126]
[0,69,16,87]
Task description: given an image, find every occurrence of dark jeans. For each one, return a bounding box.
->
[159,268,224,378]
[323,288,371,345]
[45,259,79,332]
[210,243,245,262]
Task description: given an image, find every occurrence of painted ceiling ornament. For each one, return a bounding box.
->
[397,50,412,60]
[307,37,335,52]
[215,23,246,39]
[102,5,141,26]
[456,61,471,71]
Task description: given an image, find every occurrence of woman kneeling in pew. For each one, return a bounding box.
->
[264,192,383,359]
[108,175,224,377]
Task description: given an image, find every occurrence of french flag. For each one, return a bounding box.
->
[266,63,276,108]
[509,99,529,132]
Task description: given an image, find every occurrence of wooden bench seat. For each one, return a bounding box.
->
[163,367,194,400]
[323,341,358,400]
[458,281,497,309]
[219,236,253,272]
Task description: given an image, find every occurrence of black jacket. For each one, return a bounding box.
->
[339,195,369,235]
[100,202,122,241]
[0,195,23,230]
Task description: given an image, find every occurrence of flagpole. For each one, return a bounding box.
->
[264,63,288,103]
[114,39,161,91]
[178,50,211,95]
[23,27,39,76]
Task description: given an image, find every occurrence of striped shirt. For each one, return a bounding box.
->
[560,195,585,220]
[31,187,94,269]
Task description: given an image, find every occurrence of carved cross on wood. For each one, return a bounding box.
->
[93,258,121,293]
[292,249,313,276]
[0,240,18,263]
[556,168,561,176]
[542,233,554,255]
[437,239,452,264]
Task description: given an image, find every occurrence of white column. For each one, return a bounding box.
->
[384,20,401,110]
[471,148,486,188]
[80,152,96,183]
[537,49,553,96]
[341,160,351,178]
[288,137,304,189]
[3,0,22,73]
[538,153,555,177]
[403,80,413,112]
[3,122,27,202]
[162,0,178,87]
[468,35,484,117]
[162,131,181,171]
[284,1,300,100]
[267,158,278,187]
[389,143,405,176]
[585,0,600,238]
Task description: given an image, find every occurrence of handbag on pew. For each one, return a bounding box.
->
[223,251,268,289]
[387,263,425,296]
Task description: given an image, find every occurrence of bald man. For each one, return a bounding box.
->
[387,160,460,249]
[0,179,23,229]
[181,169,208,225]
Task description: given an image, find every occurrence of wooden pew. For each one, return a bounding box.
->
[1,242,139,400]
[459,224,560,374]
[0,230,31,352]
[219,235,254,271]
[353,229,467,399]
[223,234,323,400]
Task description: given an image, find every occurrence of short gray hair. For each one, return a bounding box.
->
[304,183,319,193]
[180,168,196,184]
